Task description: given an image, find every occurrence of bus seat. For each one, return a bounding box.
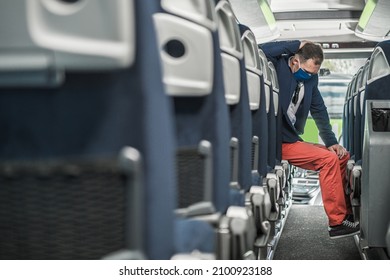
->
[342,82,352,149]
[252,51,280,236]
[360,40,390,250]
[344,79,354,201]
[268,62,283,165]
[237,24,272,259]
[354,61,370,162]
[260,55,288,198]
[268,61,288,165]
[154,0,256,260]
[239,25,262,184]
[0,0,136,89]
[361,100,390,249]
[256,46,293,250]
[0,147,145,260]
[346,61,370,220]
[267,62,289,219]
[154,1,221,257]
[264,61,278,170]
[348,41,390,231]
[353,68,364,160]
[0,0,176,260]
[257,49,271,181]
[216,0,252,199]
[240,29,261,112]
[257,51,288,220]
[362,41,390,126]
[346,68,363,215]
[347,73,359,156]
[358,59,371,158]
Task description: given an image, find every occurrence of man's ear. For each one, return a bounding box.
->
[292,55,300,67]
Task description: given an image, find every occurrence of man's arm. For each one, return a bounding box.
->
[259,40,301,60]
[309,80,338,148]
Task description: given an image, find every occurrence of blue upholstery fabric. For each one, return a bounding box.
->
[174,218,215,253]
[229,188,246,206]
[266,74,277,170]
[252,72,269,183]
[0,0,176,260]
[342,85,351,149]
[164,17,231,214]
[158,2,231,257]
[227,34,253,195]
[362,41,390,137]
[347,76,357,156]
[354,87,363,161]
[238,24,269,183]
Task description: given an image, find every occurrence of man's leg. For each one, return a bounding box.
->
[338,147,353,215]
[308,143,353,215]
[282,141,349,226]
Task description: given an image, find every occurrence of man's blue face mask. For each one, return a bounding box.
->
[294,68,312,82]
[293,59,313,82]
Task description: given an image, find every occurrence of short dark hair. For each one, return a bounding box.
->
[296,42,324,65]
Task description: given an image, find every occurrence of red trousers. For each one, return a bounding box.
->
[282,141,351,226]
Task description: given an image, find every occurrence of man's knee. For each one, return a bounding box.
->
[340,151,350,163]
[323,151,339,166]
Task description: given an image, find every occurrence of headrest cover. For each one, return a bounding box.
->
[368,46,390,84]
[27,0,136,70]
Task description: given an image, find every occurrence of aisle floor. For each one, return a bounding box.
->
[273,205,361,260]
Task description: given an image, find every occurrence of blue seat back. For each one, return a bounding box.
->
[363,40,390,126]
[354,62,370,161]
[347,73,359,155]
[351,68,363,157]
[239,24,267,184]
[268,62,283,164]
[0,0,176,260]
[361,40,390,248]
[264,60,278,169]
[256,49,271,180]
[342,82,352,148]
[155,0,231,214]
[217,3,252,199]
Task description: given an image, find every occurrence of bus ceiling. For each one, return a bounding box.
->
[229,0,390,58]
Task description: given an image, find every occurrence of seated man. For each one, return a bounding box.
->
[260,40,359,239]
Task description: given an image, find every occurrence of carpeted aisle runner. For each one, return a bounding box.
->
[273,205,361,260]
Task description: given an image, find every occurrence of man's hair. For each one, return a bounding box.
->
[296,42,324,65]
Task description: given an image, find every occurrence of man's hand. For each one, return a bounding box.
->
[328,144,348,159]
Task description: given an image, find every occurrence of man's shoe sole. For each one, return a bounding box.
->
[329,230,360,239]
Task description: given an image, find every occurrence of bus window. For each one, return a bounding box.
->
[301,59,366,144]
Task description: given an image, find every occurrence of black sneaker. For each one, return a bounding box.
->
[328,219,360,239]
[346,214,359,226]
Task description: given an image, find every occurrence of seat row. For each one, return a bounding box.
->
[0,0,291,260]
[343,40,390,257]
